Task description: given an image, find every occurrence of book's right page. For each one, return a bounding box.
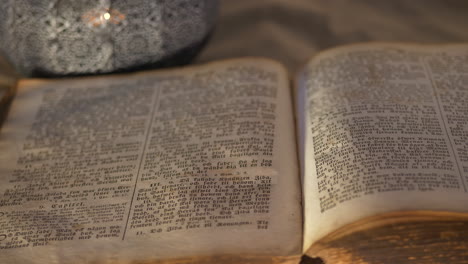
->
[296,43,468,251]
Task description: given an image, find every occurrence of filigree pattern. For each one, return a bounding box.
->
[0,0,218,76]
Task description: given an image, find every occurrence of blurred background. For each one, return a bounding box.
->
[2,0,468,77]
[196,0,468,73]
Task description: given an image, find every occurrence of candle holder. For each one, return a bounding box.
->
[0,0,219,77]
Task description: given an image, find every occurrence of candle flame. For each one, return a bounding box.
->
[82,8,125,27]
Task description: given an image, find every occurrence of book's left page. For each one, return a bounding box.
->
[0,59,302,264]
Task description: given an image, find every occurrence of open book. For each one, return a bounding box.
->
[1,43,468,264]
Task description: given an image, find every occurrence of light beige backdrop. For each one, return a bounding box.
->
[197,0,468,72]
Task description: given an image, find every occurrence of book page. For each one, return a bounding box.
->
[297,43,468,250]
[0,59,302,263]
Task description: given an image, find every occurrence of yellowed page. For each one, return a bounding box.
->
[297,43,468,251]
[0,59,302,263]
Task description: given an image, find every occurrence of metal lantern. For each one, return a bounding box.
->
[0,0,219,77]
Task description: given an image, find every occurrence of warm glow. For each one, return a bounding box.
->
[82,8,125,27]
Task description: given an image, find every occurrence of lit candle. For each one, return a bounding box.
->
[0,1,219,77]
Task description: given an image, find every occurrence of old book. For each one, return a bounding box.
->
[0,43,467,264]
